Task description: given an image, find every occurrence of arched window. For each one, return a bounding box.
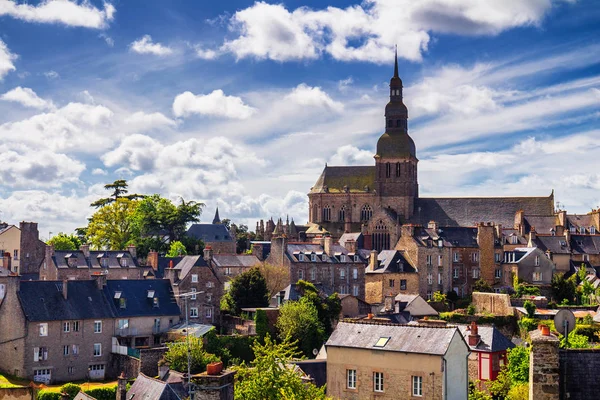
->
[322,206,331,222]
[339,206,346,222]
[385,162,391,178]
[388,119,393,128]
[373,220,391,252]
[396,162,401,177]
[396,119,402,127]
[361,205,373,222]
[313,205,319,222]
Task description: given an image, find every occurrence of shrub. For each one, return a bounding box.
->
[518,317,538,338]
[466,304,476,315]
[37,391,61,400]
[255,309,269,341]
[204,330,256,367]
[507,383,529,400]
[523,300,536,318]
[84,386,117,400]
[59,383,81,400]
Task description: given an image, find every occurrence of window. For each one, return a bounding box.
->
[191,288,197,300]
[339,206,346,222]
[535,256,540,266]
[385,162,391,178]
[352,268,358,279]
[426,255,432,266]
[580,227,586,234]
[68,367,74,375]
[533,272,542,282]
[389,279,395,288]
[354,255,360,262]
[73,321,79,332]
[453,252,459,262]
[13,249,18,260]
[311,268,316,281]
[495,269,502,279]
[511,235,518,245]
[472,252,479,262]
[119,298,127,309]
[93,343,101,357]
[340,269,346,279]
[206,281,214,288]
[473,269,480,279]
[72,345,79,355]
[400,279,407,290]
[63,345,69,356]
[438,239,443,248]
[438,272,442,285]
[33,347,48,362]
[298,269,304,280]
[120,257,128,267]
[374,372,384,392]
[94,321,102,333]
[205,307,213,319]
[396,162,401,177]
[63,322,70,333]
[427,273,433,285]
[361,205,373,222]
[322,255,328,262]
[298,254,304,262]
[427,291,432,300]
[347,369,357,389]
[39,323,48,336]
[591,226,596,235]
[322,206,331,222]
[191,274,198,283]
[412,376,423,396]
[101,257,108,268]
[353,285,359,296]
[453,268,459,279]
[341,255,347,262]
[118,319,129,329]
[387,119,393,128]
[190,308,198,318]
[339,285,348,295]
[438,255,443,266]
[495,253,502,262]
[584,254,590,261]
[311,254,317,262]
[225,267,231,276]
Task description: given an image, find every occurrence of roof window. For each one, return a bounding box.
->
[374,337,391,348]
[114,291,122,299]
[147,290,155,298]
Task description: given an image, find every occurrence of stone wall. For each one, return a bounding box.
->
[19,222,45,275]
[0,387,34,400]
[472,292,513,316]
[559,349,600,399]
[109,354,140,380]
[529,330,559,400]
[139,347,167,377]
[365,272,419,304]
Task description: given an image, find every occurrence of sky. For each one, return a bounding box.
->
[0,0,599,238]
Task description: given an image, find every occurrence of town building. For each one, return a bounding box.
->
[186,209,236,254]
[365,249,418,304]
[502,247,555,286]
[326,320,469,399]
[0,222,46,277]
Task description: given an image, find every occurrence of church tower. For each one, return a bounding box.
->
[374,47,418,219]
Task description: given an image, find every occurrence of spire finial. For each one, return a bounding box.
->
[212,207,221,224]
[394,45,399,78]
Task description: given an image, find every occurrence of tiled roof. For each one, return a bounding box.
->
[456,325,515,353]
[186,224,233,242]
[412,195,554,228]
[504,247,536,264]
[368,250,415,273]
[326,321,461,356]
[127,373,182,400]
[570,235,600,255]
[74,392,97,400]
[103,279,180,318]
[567,214,595,230]
[309,166,376,194]
[439,227,479,248]
[394,294,438,316]
[52,250,139,270]
[524,215,559,234]
[272,283,333,303]
[18,280,114,322]
[212,254,260,268]
[154,256,184,279]
[533,236,570,254]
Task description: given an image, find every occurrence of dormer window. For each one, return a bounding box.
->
[591,226,596,235]
[311,254,317,262]
[322,255,328,262]
[153,297,159,308]
[511,236,518,245]
[298,254,304,262]
[580,227,586,234]
[120,257,128,267]
[67,256,78,268]
[147,290,155,298]
[570,227,576,234]
[340,255,347,262]
[114,291,122,299]
[438,239,443,248]
[354,255,359,262]
[101,257,109,268]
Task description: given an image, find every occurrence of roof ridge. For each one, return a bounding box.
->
[137,372,168,385]
[340,319,456,329]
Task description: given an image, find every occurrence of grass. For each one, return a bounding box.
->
[0,373,116,391]
[42,381,117,392]
[0,373,29,388]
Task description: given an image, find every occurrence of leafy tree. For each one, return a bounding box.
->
[163,336,220,374]
[561,331,590,349]
[90,179,144,208]
[523,300,536,318]
[581,279,595,305]
[472,279,493,293]
[551,272,576,304]
[258,263,291,298]
[468,382,492,400]
[221,219,255,254]
[506,346,530,384]
[228,268,269,314]
[507,383,529,400]
[233,336,329,400]
[166,240,187,257]
[432,291,447,303]
[59,383,81,400]
[47,233,81,250]
[87,198,138,250]
[255,309,269,341]
[295,280,342,337]
[277,297,325,357]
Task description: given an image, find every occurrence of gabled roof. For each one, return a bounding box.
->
[326,321,462,356]
[186,224,233,242]
[310,166,376,194]
[52,250,139,270]
[412,195,554,228]
[127,373,182,400]
[154,256,184,279]
[523,215,559,234]
[503,247,537,264]
[104,279,180,318]
[394,294,438,317]
[368,250,415,273]
[74,392,97,400]
[567,214,595,230]
[339,232,363,249]
[570,235,600,255]
[271,283,333,304]
[533,236,570,254]
[456,324,515,353]
[212,254,260,268]
[18,280,114,322]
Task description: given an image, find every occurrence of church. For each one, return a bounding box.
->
[307,51,554,252]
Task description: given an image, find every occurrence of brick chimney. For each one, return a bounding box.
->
[62,279,68,300]
[147,250,159,271]
[270,236,287,266]
[127,244,137,259]
[468,321,480,347]
[79,244,90,259]
[384,293,394,312]
[344,238,357,254]
[427,220,438,230]
[529,329,559,400]
[203,246,213,262]
[116,372,127,400]
[192,370,236,400]
[323,235,333,256]
[92,272,107,290]
[368,250,378,271]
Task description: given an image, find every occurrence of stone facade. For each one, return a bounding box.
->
[19,222,46,275]
[529,329,560,400]
[365,271,419,304]
[471,292,514,316]
[193,370,235,400]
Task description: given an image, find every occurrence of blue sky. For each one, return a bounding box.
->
[0,0,599,237]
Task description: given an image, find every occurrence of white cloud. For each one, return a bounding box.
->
[219,0,567,63]
[98,33,114,47]
[0,0,115,29]
[0,39,17,80]
[0,87,54,110]
[129,35,173,56]
[172,90,256,119]
[124,111,178,132]
[338,77,354,92]
[102,134,161,171]
[44,70,59,79]
[91,168,107,176]
[194,46,219,60]
[286,84,344,112]
[329,144,374,165]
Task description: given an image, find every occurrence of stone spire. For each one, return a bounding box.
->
[212,207,221,224]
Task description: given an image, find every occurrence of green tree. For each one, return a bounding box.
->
[581,279,595,305]
[59,383,81,400]
[551,272,576,304]
[507,383,529,400]
[506,346,530,384]
[472,279,493,293]
[468,382,492,400]
[255,309,269,341]
[163,336,220,374]
[233,336,329,400]
[277,297,325,357]
[228,268,269,314]
[90,179,144,208]
[432,291,447,303]
[294,280,342,337]
[523,300,536,318]
[47,233,82,250]
[166,240,188,257]
[561,331,590,349]
[87,198,138,250]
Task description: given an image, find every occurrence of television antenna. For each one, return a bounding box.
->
[554,309,575,345]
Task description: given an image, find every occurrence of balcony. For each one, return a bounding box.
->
[115,327,139,337]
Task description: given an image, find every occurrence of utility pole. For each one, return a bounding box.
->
[175,291,205,400]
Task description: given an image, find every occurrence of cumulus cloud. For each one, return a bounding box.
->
[98,33,114,47]
[129,35,173,56]
[285,84,343,112]
[0,87,54,110]
[44,70,59,79]
[124,111,178,132]
[0,0,115,29]
[329,144,374,165]
[218,0,566,63]
[0,39,17,80]
[91,168,107,175]
[172,90,256,119]
[193,46,219,60]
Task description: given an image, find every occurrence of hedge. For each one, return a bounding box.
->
[438,312,515,327]
[83,386,117,400]
[37,391,61,400]
[204,331,255,367]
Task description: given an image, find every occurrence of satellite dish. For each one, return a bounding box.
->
[312,348,319,356]
[554,309,576,336]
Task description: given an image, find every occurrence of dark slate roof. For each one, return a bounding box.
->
[533,236,570,254]
[154,256,184,279]
[172,256,217,282]
[560,349,600,399]
[18,280,114,322]
[567,214,595,230]
[272,283,333,303]
[52,250,139,270]
[368,250,415,273]
[394,294,438,316]
[127,373,182,400]
[285,243,364,263]
[310,166,376,194]
[250,241,271,260]
[570,235,600,255]
[439,227,479,248]
[20,272,39,281]
[503,248,536,264]
[212,254,260,268]
[293,360,327,388]
[104,279,180,318]
[326,321,462,356]
[412,195,554,228]
[523,215,559,234]
[186,224,233,242]
[456,325,515,353]
[339,232,364,249]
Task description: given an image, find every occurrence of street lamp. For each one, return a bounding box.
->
[175,291,205,400]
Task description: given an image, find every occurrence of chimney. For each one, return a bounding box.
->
[62,279,68,300]
[344,238,357,253]
[468,321,480,347]
[557,210,567,227]
[92,272,107,290]
[427,220,438,230]
[45,244,55,260]
[530,226,537,241]
[270,237,287,266]
[324,235,333,256]
[147,250,159,271]
[494,224,502,239]
[401,224,415,238]
[79,244,90,259]
[127,244,137,259]
[203,246,213,262]
[116,372,127,400]
[159,362,170,381]
[514,210,525,235]
[384,293,394,312]
[368,250,378,271]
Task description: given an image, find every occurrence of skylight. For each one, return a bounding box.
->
[147,290,155,298]
[114,291,122,299]
[374,337,391,348]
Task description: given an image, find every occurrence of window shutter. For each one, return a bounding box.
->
[33,347,39,362]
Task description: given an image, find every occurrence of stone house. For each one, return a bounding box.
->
[365,249,419,304]
[0,222,46,277]
[326,320,469,400]
[266,236,366,300]
[502,247,555,286]
[163,251,223,325]
[210,253,261,283]
[186,210,236,254]
[40,245,142,281]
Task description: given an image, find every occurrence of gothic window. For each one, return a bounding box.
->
[313,205,319,222]
[322,206,331,222]
[396,119,402,127]
[385,162,391,178]
[396,162,401,177]
[388,119,393,128]
[339,206,346,222]
[373,220,390,252]
[360,205,373,222]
